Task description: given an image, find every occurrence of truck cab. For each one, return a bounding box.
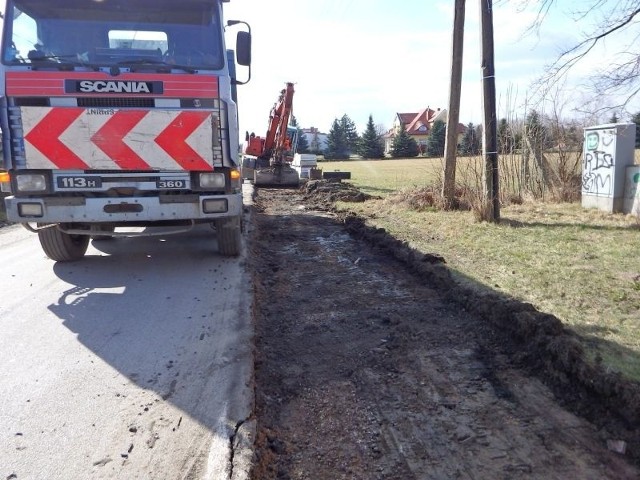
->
[0,0,251,260]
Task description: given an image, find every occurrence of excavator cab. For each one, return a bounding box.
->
[282,126,299,162]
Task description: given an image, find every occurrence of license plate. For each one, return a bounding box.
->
[156,179,187,189]
[57,176,102,188]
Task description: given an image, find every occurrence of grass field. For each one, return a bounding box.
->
[321,157,640,381]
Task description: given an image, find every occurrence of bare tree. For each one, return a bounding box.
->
[510,1,640,111]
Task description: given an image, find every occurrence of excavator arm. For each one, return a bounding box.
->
[261,82,294,164]
[243,82,300,187]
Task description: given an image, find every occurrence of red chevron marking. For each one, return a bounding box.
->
[154,112,212,171]
[24,109,89,169]
[91,111,150,170]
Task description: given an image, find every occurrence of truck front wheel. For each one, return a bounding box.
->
[215,215,242,256]
[37,225,90,262]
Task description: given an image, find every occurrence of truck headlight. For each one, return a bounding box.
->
[199,172,226,189]
[16,173,48,192]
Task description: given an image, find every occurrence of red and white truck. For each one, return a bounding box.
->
[0,0,251,260]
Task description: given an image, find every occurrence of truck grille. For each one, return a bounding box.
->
[77,97,154,108]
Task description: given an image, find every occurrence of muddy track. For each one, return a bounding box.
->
[248,183,640,479]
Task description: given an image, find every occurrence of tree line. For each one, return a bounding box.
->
[294,113,448,160]
[293,110,640,160]
[320,114,385,160]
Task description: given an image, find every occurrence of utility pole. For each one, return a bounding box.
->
[479,0,500,221]
[442,0,466,209]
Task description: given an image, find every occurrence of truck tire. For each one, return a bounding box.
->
[37,225,90,262]
[215,215,242,256]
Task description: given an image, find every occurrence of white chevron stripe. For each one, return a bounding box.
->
[184,114,215,160]
[123,110,182,170]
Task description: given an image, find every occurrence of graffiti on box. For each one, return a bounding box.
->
[582,130,615,196]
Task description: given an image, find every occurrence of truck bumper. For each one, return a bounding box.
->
[4,193,242,224]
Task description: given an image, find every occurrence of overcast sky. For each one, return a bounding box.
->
[224,0,639,136]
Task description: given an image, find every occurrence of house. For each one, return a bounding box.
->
[384,107,466,155]
[300,127,328,153]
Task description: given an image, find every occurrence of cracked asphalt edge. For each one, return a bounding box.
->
[224,181,257,480]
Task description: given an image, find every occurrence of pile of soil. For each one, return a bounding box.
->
[302,179,377,209]
[247,181,640,479]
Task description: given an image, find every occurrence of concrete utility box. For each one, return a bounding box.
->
[582,123,636,213]
[292,153,317,179]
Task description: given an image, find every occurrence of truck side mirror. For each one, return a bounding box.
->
[236,31,251,67]
[227,20,251,84]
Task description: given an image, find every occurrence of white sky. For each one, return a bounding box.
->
[224,0,640,136]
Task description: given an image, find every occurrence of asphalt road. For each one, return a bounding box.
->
[0,223,253,480]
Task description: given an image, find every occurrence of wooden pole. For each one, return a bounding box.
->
[442,0,466,209]
[479,0,500,221]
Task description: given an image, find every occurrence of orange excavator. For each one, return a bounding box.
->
[242,82,300,187]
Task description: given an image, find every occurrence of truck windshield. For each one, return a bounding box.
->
[2,0,224,70]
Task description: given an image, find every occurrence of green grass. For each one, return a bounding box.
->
[319,158,445,196]
[325,158,640,381]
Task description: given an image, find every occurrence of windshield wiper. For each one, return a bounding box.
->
[117,59,196,74]
[27,52,101,71]
[28,52,76,61]
[31,59,101,71]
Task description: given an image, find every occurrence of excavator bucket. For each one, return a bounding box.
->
[254,164,300,188]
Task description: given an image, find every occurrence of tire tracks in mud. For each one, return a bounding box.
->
[248,185,639,479]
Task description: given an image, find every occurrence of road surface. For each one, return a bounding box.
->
[0,223,253,480]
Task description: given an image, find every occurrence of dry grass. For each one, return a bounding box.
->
[329,156,640,381]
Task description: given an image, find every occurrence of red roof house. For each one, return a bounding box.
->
[384,107,466,155]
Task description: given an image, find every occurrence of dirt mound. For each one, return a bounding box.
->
[302,180,377,210]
